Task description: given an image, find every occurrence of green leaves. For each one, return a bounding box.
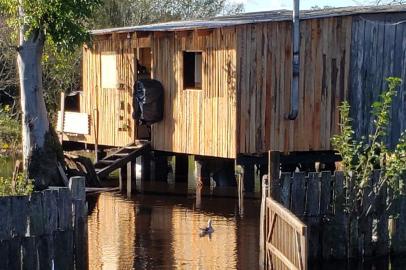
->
[0,173,34,196]
[1,0,102,52]
[331,77,405,213]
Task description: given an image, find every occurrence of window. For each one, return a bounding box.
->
[183,51,202,89]
[101,53,117,89]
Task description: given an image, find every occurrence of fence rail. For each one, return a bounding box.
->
[265,197,307,270]
[268,170,406,261]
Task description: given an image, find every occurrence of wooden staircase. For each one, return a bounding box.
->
[94,140,151,178]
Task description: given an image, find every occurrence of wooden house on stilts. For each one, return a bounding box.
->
[59,5,406,190]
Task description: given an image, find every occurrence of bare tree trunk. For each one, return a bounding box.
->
[17,6,63,189]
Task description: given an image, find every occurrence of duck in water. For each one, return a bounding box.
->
[199,219,214,238]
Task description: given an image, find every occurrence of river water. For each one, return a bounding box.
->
[87,191,260,270]
[2,157,406,269]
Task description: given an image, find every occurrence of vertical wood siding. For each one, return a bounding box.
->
[79,36,138,147]
[349,13,406,148]
[151,29,237,158]
[236,17,353,154]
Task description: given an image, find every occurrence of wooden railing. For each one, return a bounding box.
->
[261,170,406,267]
[265,197,307,270]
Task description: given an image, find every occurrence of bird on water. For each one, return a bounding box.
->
[200,219,214,237]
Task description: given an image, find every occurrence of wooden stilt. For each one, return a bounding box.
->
[268,151,281,198]
[243,163,255,193]
[152,153,168,182]
[141,152,151,182]
[194,158,203,208]
[127,162,134,197]
[175,154,189,183]
[119,167,126,192]
[235,165,244,217]
[194,159,203,186]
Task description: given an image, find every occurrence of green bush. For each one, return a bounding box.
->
[331,77,406,215]
[0,105,20,151]
[0,173,34,196]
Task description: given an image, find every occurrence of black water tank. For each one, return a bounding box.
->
[132,79,164,125]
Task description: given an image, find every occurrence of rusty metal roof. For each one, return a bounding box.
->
[91,5,406,35]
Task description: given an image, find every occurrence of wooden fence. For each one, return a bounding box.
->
[0,177,87,270]
[265,197,307,270]
[268,170,406,261]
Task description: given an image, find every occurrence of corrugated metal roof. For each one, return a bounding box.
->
[91,5,406,35]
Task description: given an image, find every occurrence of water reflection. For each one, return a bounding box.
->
[88,194,136,270]
[87,193,259,270]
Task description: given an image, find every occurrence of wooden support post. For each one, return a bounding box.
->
[127,162,135,197]
[194,158,203,187]
[119,167,126,192]
[175,154,189,183]
[194,158,203,209]
[243,163,255,193]
[152,153,168,182]
[268,151,280,198]
[141,152,151,182]
[235,165,244,217]
[68,176,86,201]
[93,108,99,163]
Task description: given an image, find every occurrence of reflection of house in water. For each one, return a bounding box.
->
[87,193,259,269]
[88,193,136,270]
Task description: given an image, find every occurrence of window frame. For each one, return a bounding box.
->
[182,50,203,91]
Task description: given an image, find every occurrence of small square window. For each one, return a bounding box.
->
[183,51,202,89]
[101,53,118,89]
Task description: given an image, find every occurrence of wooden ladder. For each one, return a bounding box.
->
[94,140,151,179]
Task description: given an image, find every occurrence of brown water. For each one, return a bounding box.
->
[87,191,260,270]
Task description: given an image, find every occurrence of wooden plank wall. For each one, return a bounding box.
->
[151,29,237,158]
[349,13,406,148]
[78,35,141,147]
[236,17,352,154]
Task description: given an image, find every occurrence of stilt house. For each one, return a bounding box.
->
[60,5,406,160]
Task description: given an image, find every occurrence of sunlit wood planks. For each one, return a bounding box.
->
[236,17,352,155]
[151,29,237,158]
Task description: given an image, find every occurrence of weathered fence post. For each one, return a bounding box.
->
[391,194,406,253]
[259,174,270,270]
[306,172,321,259]
[69,176,88,270]
[322,172,347,259]
[279,172,291,208]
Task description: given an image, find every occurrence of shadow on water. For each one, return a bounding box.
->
[310,255,406,270]
[87,191,260,270]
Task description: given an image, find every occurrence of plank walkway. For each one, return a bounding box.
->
[94,140,150,178]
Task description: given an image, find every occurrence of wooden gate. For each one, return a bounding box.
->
[265,197,308,270]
